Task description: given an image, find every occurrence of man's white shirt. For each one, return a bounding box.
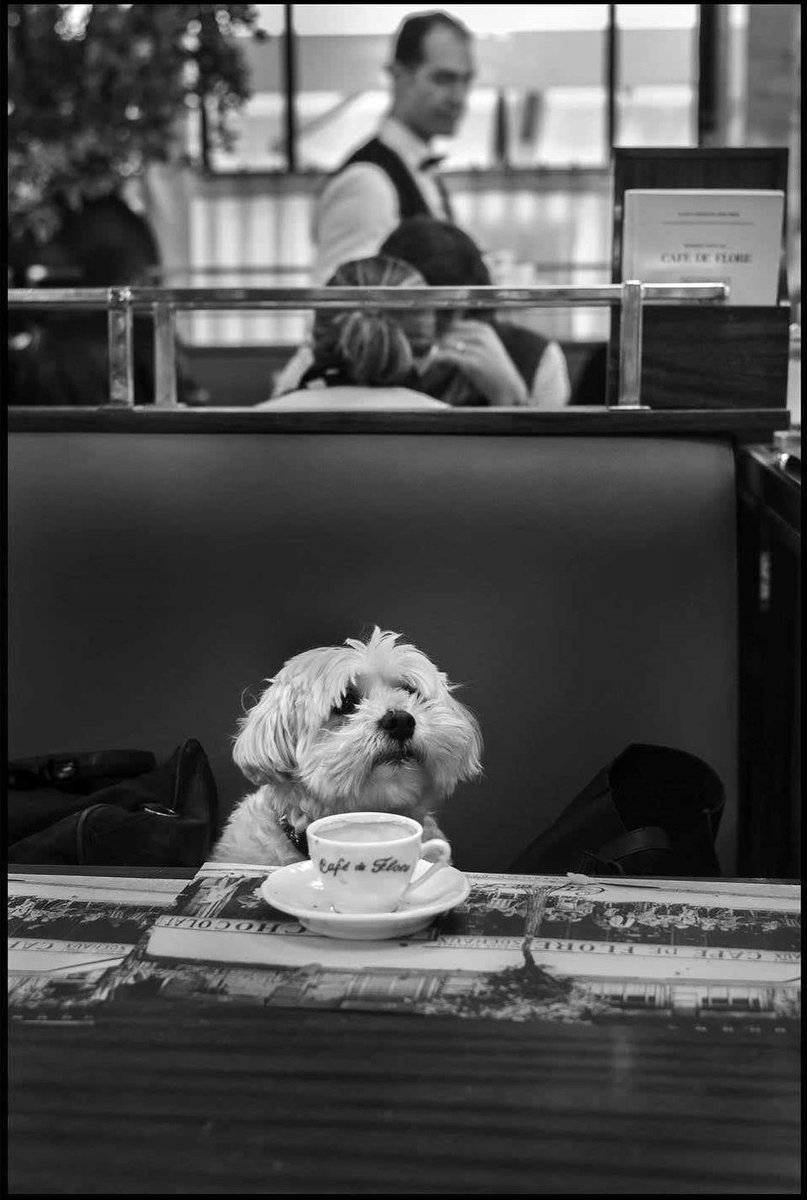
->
[311,116,452,286]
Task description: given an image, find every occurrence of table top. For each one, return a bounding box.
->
[8,865,801,1195]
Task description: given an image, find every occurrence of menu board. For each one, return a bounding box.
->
[621,188,785,306]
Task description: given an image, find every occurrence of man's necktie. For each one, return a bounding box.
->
[418,155,454,222]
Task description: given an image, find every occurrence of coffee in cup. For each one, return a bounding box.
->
[306,811,451,914]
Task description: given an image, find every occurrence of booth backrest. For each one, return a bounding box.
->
[8,432,739,871]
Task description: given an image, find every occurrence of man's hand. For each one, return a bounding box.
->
[433,318,528,406]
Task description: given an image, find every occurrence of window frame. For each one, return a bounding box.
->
[199,4,709,177]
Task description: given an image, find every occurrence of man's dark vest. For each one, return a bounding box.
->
[337,137,453,222]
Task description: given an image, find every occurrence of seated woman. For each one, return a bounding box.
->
[380,216,571,408]
[260,255,449,410]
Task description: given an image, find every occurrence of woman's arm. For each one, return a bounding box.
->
[431,318,528,406]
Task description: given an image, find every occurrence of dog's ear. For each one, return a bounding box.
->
[449,694,484,783]
[233,681,299,785]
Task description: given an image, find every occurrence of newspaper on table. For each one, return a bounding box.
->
[102,861,800,1028]
[7,872,185,1022]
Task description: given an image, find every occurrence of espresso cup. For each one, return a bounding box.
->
[306,811,452,914]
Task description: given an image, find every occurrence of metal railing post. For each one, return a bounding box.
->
[614,279,648,409]
[107,287,134,407]
[153,302,179,407]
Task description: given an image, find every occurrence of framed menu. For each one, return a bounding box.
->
[621,188,786,306]
[607,147,791,409]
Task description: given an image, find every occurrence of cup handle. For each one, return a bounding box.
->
[401,838,452,900]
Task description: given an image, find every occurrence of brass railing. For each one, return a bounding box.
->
[7,282,729,409]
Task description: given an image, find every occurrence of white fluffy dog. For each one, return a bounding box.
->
[212,627,482,866]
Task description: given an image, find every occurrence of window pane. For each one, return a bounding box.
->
[289,6,609,36]
[204,5,285,171]
[616,84,696,147]
[453,186,612,341]
[287,5,611,171]
[614,5,698,148]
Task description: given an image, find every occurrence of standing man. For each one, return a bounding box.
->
[311,10,475,285]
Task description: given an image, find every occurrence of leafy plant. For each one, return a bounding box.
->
[8,3,265,244]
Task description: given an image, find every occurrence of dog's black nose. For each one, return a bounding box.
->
[379,709,416,743]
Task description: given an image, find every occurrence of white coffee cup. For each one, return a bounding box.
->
[306,811,452,914]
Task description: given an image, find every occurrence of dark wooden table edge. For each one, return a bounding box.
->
[7,864,199,879]
[7,405,791,438]
[737,443,802,535]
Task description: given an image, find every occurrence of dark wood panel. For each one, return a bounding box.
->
[607,148,791,408]
[8,1005,800,1195]
[738,445,802,534]
[638,307,790,409]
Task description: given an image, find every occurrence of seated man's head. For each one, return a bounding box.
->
[312,255,436,387]
[381,215,494,334]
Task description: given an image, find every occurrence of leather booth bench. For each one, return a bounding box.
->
[8,416,742,872]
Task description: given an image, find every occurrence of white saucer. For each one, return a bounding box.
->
[260,858,470,940]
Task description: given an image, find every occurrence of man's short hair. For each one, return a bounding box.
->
[381,215,491,288]
[392,10,472,68]
[380,216,494,334]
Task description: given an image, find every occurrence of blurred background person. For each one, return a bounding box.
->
[259,255,449,410]
[8,194,207,408]
[6,4,264,408]
[312,10,475,287]
[381,215,571,407]
[271,10,476,400]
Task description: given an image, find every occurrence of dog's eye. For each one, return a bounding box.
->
[333,685,360,717]
[399,683,418,696]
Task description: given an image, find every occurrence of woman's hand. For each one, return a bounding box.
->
[433,318,528,406]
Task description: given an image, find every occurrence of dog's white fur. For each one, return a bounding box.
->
[212,627,482,866]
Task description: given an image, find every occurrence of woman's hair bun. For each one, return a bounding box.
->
[332,308,413,385]
[313,254,434,387]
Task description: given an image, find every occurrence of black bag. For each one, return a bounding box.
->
[509,743,725,878]
[7,740,218,868]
